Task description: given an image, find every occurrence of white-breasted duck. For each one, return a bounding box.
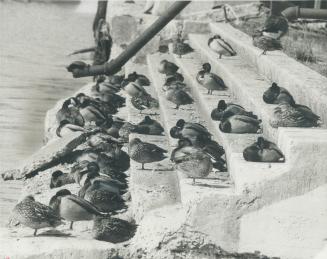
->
[198,63,227,94]
[219,114,262,134]
[208,35,236,59]
[49,189,110,230]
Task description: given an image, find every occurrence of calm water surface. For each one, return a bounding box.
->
[0,1,95,169]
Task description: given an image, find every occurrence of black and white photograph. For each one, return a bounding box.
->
[0,0,326,258]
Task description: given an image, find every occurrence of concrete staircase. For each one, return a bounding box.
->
[126,21,327,259]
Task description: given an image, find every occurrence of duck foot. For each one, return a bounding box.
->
[33,229,38,236]
[70,221,74,230]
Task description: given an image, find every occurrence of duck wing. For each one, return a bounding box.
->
[67,194,109,216]
[33,201,63,222]
[217,38,236,56]
[233,115,261,125]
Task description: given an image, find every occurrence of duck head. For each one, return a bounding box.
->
[130,138,142,146]
[256,137,268,149]
[263,83,280,104]
[217,100,227,111]
[219,120,231,133]
[76,93,87,106]
[202,63,211,73]
[127,72,138,82]
[170,126,182,139]
[176,119,186,128]
[87,162,100,174]
[23,195,35,202]
[140,116,152,125]
[243,145,261,162]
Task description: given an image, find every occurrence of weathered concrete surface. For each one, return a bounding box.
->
[239,184,327,259]
[210,23,327,125]
[13,132,87,179]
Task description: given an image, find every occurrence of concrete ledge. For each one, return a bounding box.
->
[209,23,327,125]
[239,184,327,259]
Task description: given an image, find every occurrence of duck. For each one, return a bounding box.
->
[56,98,85,127]
[56,120,85,137]
[270,103,320,128]
[74,161,100,186]
[94,81,121,94]
[208,35,236,59]
[12,195,63,236]
[165,86,194,109]
[243,137,285,162]
[107,74,124,86]
[171,139,213,184]
[263,83,295,105]
[158,59,179,75]
[164,73,184,86]
[130,92,159,114]
[172,33,193,58]
[170,119,212,145]
[252,31,282,55]
[78,99,111,127]
[66,61,89,73]
[106,117,126,138]
[260,14,288,39]
[201,139,227,171]
[50,170,75,189]
[163,80,188,92]
[219,115,261,133]
[91,84,125,108]
[198,63,227,94]
[121,80,149,97]
[128,138,168,170]
[127,72,151,86]
[92,216,136,243]
[137,116,164,135]
[49,189,110,230]
[79,179,127,213]
[211,100,257,121]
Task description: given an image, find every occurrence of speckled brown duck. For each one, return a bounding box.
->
[158,59,179,75]
[12,195,63,236]
[128,138,168,170]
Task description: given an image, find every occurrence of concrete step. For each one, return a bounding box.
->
[124,63,180,222]
[174,35,327,195]
[146,53,234,205]
[209,22,327,126]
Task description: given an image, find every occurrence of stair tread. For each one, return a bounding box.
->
[209,22,327,125]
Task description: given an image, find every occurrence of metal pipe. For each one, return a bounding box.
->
[69,1,191,78]
[282,6,327,21]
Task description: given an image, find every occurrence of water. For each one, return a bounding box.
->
[0,1,96,170]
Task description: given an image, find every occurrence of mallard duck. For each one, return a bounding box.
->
[49,189,110,230]
[12,195,63,236]
[211,100,257,121]
[128,138,167,170]
[208,35,236,59]
[201,139,226,171]
[263,83,295,105]
[164,73,184,86]
[94,81,121,94]
[219,115,261,133]
[163,80,188,92]
[56,120,85,137]
[106,117,125,138]
[198,63,227,94]
[172,34,193,58]
[170,119,212,145]
[131,92,159,114]
[243,137,285,162]
[165,86,194,109]
[74,161,100,186]
[78,99,111,127]
[66,61,89,73]
[93,216,136,243]
[253,31,282,55]
[56,98,85,127]
[158,59,179,75]
[171,139,213,184]
[270,103,320,128]
[91,84,125,108]
[76,93,117,115]
[121,80,148,97]
[137,116,164,135]
[50,170,75,189]
[96,153,129,182]
[127,72,151,86]
[260,14,288,39]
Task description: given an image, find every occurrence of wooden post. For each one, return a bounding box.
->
[314,0,322,9]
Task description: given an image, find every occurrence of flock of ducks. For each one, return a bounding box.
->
[11,12,321,239]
